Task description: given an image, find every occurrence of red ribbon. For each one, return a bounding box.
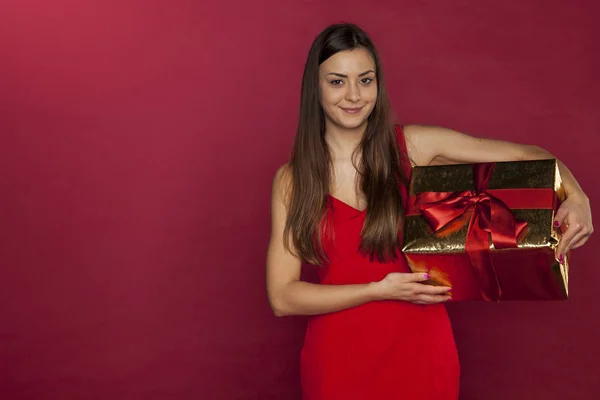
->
[408,163,528,301]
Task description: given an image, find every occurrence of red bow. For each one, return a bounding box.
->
[415,163,527,301]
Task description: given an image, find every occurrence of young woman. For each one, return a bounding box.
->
[266,23,593,399]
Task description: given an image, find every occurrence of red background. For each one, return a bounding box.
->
[1,1,599,399]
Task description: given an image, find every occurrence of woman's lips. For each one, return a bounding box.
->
[341,107,363,114]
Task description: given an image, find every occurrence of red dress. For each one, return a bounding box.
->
[300,126,460,400]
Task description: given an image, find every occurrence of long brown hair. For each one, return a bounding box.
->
[283,23,408,265]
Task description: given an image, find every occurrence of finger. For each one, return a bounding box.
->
[404,272,432,283]
[554,206,568,229]
[556,224,581,257]
[415,294,452,304]
[405,282,451,295]
[413,301,437,305]
[413,295,452,305]
[418,284,453,295]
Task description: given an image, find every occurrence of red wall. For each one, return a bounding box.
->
[2,1,599,399]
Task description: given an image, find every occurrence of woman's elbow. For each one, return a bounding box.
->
[267,292,292,317]
[270,301,293,317]
[271,306,287,317]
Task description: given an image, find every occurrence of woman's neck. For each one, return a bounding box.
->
[325,123,366,162]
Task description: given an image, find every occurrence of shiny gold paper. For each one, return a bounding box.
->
[402,159,569,301]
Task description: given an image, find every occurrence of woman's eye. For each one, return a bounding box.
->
[361,77,374,84]
[330,79,343,86]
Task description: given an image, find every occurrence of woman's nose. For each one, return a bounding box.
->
[345,82,361,102]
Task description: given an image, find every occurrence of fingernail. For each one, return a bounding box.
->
[559,254,564,264]
[554,221,560,227]
[424,273,430,279]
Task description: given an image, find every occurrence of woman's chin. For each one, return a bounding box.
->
[335,116,368,130]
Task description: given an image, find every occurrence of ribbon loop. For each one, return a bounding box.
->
[414,163,527,301]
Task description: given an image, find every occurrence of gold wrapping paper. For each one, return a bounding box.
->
[402,159,569,301]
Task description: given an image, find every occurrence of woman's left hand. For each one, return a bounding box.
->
[554,191,594,260]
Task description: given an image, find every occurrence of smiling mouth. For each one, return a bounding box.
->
[341,107,363,114]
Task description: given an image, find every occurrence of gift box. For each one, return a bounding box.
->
[402,159,569,301]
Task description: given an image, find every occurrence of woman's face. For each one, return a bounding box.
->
[318,48,377,131]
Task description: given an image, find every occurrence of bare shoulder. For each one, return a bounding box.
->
[272,163,293,205]
[273,163,290,185]
[403,124,456,143]
[402,124,446,166]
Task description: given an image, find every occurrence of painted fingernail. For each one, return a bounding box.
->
[424,273,430,279]
[559,254,564,264]
[554,221,560,227]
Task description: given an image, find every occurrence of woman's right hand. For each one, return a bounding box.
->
[373,272,452,304]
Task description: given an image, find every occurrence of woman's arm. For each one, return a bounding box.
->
[265,165,451,317]
[404,125,593,256]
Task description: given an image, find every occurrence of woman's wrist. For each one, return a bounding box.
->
[567,189,589,203]
[367,281,386,302]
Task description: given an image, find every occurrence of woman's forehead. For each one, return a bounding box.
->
[320,49,376,75]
